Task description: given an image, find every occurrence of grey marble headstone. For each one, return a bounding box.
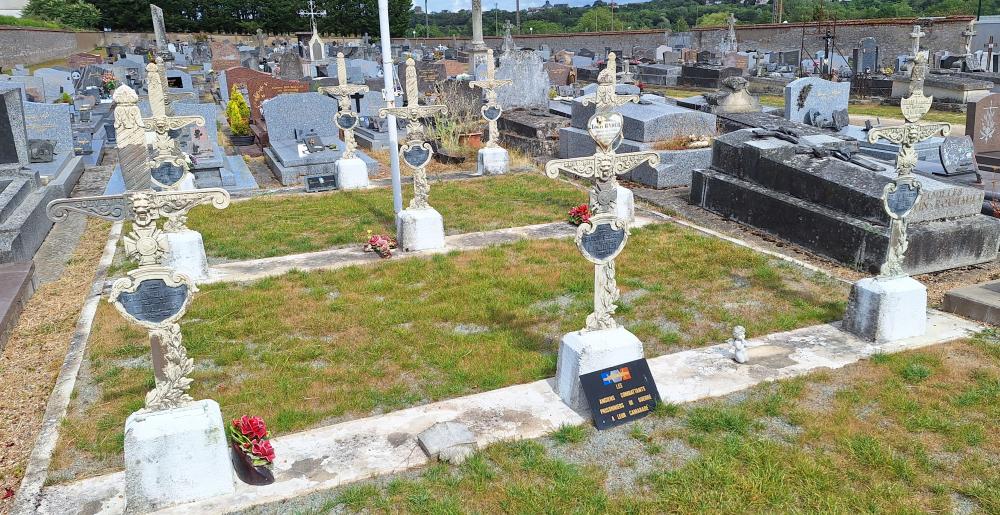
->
[150,4,168,51]
[0,75,45,103]
[34,68,75,101]
[277,52,304,80]
[24,102,73,159]
[940,136,977,174]
[496,51,549,109]
[0,88,29,171]
[784,77,850,126]
[262,92,339,142]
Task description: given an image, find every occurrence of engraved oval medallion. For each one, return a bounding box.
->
[576,213,629,265]
[587,113,624,152]
[483,105,501,121]
[402,144,431,169]
[884,181,921,219]
[115,278,189,325]
[151,162,185,187]
[336,112,358,130]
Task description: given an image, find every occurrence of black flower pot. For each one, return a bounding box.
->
[230,441,275,485]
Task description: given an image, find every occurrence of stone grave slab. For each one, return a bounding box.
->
[33,68,75,101]
[784,77,850,128]
[942,280,1000,325]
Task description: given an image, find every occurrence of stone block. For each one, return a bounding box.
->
[626,147,712,188]
[336,157,370,190]
[616,185,634,223]
[555,326,644,412]
[842,276,927,342]
[417,421,476,465]
[124,399,236,512]
[396,207,445,252]
[570,96,716,143]
[942,280,1000,326]
[477,147,508,175]
[163,230,209,283]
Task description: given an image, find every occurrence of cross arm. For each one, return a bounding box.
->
[867,126,905,145]
[47,195,131,223]
[379,104,447,122]
[544,155,598,179]
[153,188,231,216]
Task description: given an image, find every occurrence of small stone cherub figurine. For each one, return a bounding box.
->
[730,326,749,364]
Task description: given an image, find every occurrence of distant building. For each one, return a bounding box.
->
[414,6,423,14]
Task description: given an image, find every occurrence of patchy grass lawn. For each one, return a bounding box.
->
[314,333,1000,514]
[50,223,845,481]
[187,173,586,260]
[848,103,966,125]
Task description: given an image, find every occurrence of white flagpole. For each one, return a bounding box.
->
[378,0,403,214]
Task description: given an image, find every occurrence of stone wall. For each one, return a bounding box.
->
[398,15,974,71]
[0,27,103,68]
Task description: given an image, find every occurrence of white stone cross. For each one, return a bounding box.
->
[319,52,369,159]
[379,58,447,210]
[144,62,204,184]
[469,49,511,148]
[543,52,659,331]
[910,24,925,55]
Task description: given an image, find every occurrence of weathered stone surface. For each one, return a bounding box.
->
[417,421,476,464]
[784,77,850,126]
[570,95,716,143]
[556,327,644,412]
[843,277,927,343]
[942,280,1000,325]
[967,93,1000,155]
[396,207,445,252]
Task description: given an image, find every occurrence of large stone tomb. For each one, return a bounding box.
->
[559,94,716,188]
[690,129,1000,275]
[262,92,378,186]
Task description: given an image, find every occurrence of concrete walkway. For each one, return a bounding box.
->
[34,310,980,515]
[202,215,661,285]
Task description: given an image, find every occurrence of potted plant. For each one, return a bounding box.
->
[226,87,254,146]
[228,415,275,485]
[101,71,119,97]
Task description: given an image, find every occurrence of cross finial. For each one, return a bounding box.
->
[298,0,327,34]
[585,53,640,111]
[910,24,926,55]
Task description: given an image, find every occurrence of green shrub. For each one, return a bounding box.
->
[226,87,251,137]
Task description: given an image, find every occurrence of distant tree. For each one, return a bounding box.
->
[522,20,563,34]
[696,11,730,27]
[573,6,612,32]
[22,0,101,29]
[675,17,690,31]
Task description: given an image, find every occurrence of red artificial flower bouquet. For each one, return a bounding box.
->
[568,204,592,226]
[229,415,275,467]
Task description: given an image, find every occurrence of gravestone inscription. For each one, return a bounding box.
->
[116,279,189,325]
[580,358,661,430]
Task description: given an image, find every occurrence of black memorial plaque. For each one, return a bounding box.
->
[117,279,189,324]
[0,100,19,166]
[886,182,919,217]
[580,358,661,430]
[580,221,626,262]
[305,173,337,193]
[484,105,501,121]
[151,162,184,185]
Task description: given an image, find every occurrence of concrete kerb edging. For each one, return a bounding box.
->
[12,221,124,515]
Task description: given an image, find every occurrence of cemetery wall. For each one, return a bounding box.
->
[0,27,103,68]
[402,15,973,69]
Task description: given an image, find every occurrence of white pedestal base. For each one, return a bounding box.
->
[555,326,644,412]
[396,207,445,252]
[123,400,236,513]
[616,185,634,224]
[843,276,927,342]
[335,157,369,190]
[477,147,509,175]
[164,230,209,282]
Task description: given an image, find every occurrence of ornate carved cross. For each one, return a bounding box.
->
[47,188,229,412]
[543,52,660,331]
[909,24,925,56]
[469,49,511,148]
[868,50,949,280]
[144,62,204,179]
[379,58,447,210]
[319,52,369,159]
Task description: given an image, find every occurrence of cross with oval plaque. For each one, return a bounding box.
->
[577,213,629,265]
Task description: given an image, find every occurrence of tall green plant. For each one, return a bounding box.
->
[21,0,100,29]
[226,87,251,137]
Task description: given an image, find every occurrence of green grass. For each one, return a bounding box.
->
[848,103,966,125]
[0,15,62,29]
[187,173,587,260]
[53,223,846,478]
[313,336,1000,514]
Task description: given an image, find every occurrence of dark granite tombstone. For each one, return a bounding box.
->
[857,37,879,73]
[937,136,981,179]
[966,93,1000,167]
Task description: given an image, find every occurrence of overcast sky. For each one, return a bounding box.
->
[413,0,646,13]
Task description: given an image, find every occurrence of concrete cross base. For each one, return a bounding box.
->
[123,400,236,513]
[164,229,209,282]
[843,276,928,342]
[555,326,644,413]
[335,158,370,190]
[616,185,635,224]
[396,207,445,252]
[477,147,509,175]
